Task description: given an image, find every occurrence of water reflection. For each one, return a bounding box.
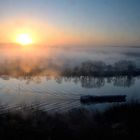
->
[0,75,137,88]
[56,76,136,88]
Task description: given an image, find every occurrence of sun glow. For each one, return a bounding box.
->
[16,34,33,45]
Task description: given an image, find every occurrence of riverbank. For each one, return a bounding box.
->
[0,102,140,140]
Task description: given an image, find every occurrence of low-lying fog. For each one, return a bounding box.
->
[0,45,140,77]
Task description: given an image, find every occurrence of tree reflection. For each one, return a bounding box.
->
[113,76,135,87]
[80,76,105,88]
[55,76,63,84]
[64,76,135,88]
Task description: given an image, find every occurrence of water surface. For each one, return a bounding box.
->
[0,45,140,112]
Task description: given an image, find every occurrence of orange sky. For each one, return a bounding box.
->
[0,18,139,46]
[0,0,140,46]
[0,18,129,46]
[0,18,100,46]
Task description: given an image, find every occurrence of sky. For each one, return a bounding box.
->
[0,0,140,46]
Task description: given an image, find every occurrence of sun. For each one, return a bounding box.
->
[16,34,33,45]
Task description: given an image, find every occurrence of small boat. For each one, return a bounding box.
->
[80,95,126,104]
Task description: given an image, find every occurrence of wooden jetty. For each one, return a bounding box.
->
[80,95,126,104]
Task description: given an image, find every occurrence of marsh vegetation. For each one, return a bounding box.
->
[0,102,140,140]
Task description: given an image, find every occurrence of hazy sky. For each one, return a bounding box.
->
[0,0,140,46]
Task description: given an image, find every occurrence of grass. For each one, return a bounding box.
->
[0,102,140,140]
